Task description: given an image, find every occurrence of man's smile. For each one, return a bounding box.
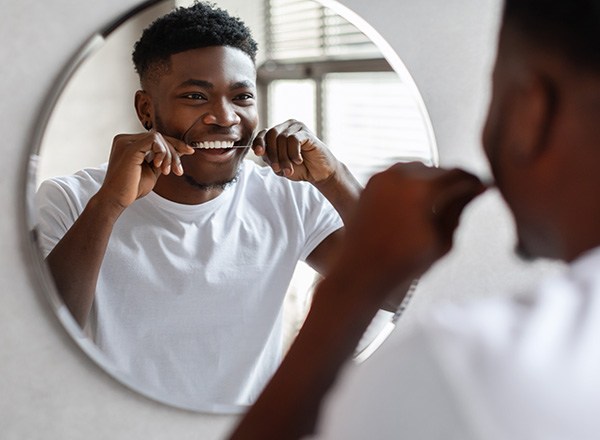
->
[191,140,236,149]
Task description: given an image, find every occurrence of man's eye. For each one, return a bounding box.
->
[235,93,255,101]
[183,93,206,100]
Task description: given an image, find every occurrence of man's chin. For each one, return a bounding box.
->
[182,169,241,192]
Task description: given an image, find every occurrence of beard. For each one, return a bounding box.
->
[182,168,241,191]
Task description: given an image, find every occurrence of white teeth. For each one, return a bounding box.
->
[191,141,235,149]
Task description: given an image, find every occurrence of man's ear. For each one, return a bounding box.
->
[134,90,154,131]
[509,72,557,164]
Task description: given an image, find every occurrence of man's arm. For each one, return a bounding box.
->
[252,119,362,275]
[305,158,364,276]
[45,193,126,328]
[44,132,193,327]
[252,120,418,311]
[229,163,486,440]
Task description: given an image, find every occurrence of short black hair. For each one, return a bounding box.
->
[503,0,600,70]
[132,1,258,82]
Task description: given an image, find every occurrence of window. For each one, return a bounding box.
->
[259,0,435,185]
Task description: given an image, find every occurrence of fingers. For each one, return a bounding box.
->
[252,120,309,177]
[129,131,194,176]
[251,129,267,157]
[430,171,487,249]
[147,132,173,175]
[431,169,486,219]
[161,134,195,176]
[363,162,487,257]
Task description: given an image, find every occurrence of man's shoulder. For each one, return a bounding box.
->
[423,295,528,351]
[37,164,107,199]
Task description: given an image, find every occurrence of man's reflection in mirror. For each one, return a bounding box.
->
[34,1,364,408]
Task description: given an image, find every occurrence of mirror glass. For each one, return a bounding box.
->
[26,0,437,413]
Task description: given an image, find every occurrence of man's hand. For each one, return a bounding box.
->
[252,119,338,184]
[338,162,487,297]
[97,131,194,210]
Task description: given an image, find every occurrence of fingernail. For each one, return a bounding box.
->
[272,162,280,172]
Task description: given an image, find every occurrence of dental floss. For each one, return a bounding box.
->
[191,145,250,149]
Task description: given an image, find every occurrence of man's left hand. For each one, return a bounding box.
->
[252,119,338,184]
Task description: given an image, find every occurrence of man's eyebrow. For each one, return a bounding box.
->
[231,80,256,90]
[176,79,256,90]
[178,79,213,89]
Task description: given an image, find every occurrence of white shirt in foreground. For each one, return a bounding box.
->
[315,247,600,440]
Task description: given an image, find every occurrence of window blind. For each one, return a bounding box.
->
[265,0,381,61]
[323,72,435,185]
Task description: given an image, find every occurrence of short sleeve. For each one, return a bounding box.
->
[34,167,105,257]
[35,179,82,257]
[296,183,343,262]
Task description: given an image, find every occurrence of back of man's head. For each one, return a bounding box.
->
[132,1,258,84]
[503,0,600,71]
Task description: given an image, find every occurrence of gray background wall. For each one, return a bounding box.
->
[1,0,562,438]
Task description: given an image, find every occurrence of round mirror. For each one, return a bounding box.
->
[26,0,438,414]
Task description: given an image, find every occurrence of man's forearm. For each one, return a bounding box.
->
[46,193,123,327]
[314,162,362,225]
[305,162,362,275]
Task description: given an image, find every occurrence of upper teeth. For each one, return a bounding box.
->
[192,141,234,149]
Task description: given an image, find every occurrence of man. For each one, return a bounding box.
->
[230,0,600,438]
[35,2,361,408]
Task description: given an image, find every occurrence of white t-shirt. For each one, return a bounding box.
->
[314,247,600,440]
[35,160,343,411]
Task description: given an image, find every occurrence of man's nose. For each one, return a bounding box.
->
[201,99,241,127]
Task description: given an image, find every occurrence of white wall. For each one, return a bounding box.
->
[36,2,173,183]
[0,0,562,438]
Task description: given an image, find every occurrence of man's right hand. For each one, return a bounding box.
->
[336,162,487,298]
[96,131,194,210]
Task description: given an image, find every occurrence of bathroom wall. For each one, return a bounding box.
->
[0,0,561,438]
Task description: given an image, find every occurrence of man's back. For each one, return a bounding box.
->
[316,246,600,439]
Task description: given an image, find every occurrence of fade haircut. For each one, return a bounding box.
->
[503,0,600,70]
[132,1,258,84]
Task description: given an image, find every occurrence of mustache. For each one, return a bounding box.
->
[182,127,237,144]
[180,119,240,144]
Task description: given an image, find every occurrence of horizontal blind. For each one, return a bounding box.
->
[324,72,435,185]
[266,0,381,61]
